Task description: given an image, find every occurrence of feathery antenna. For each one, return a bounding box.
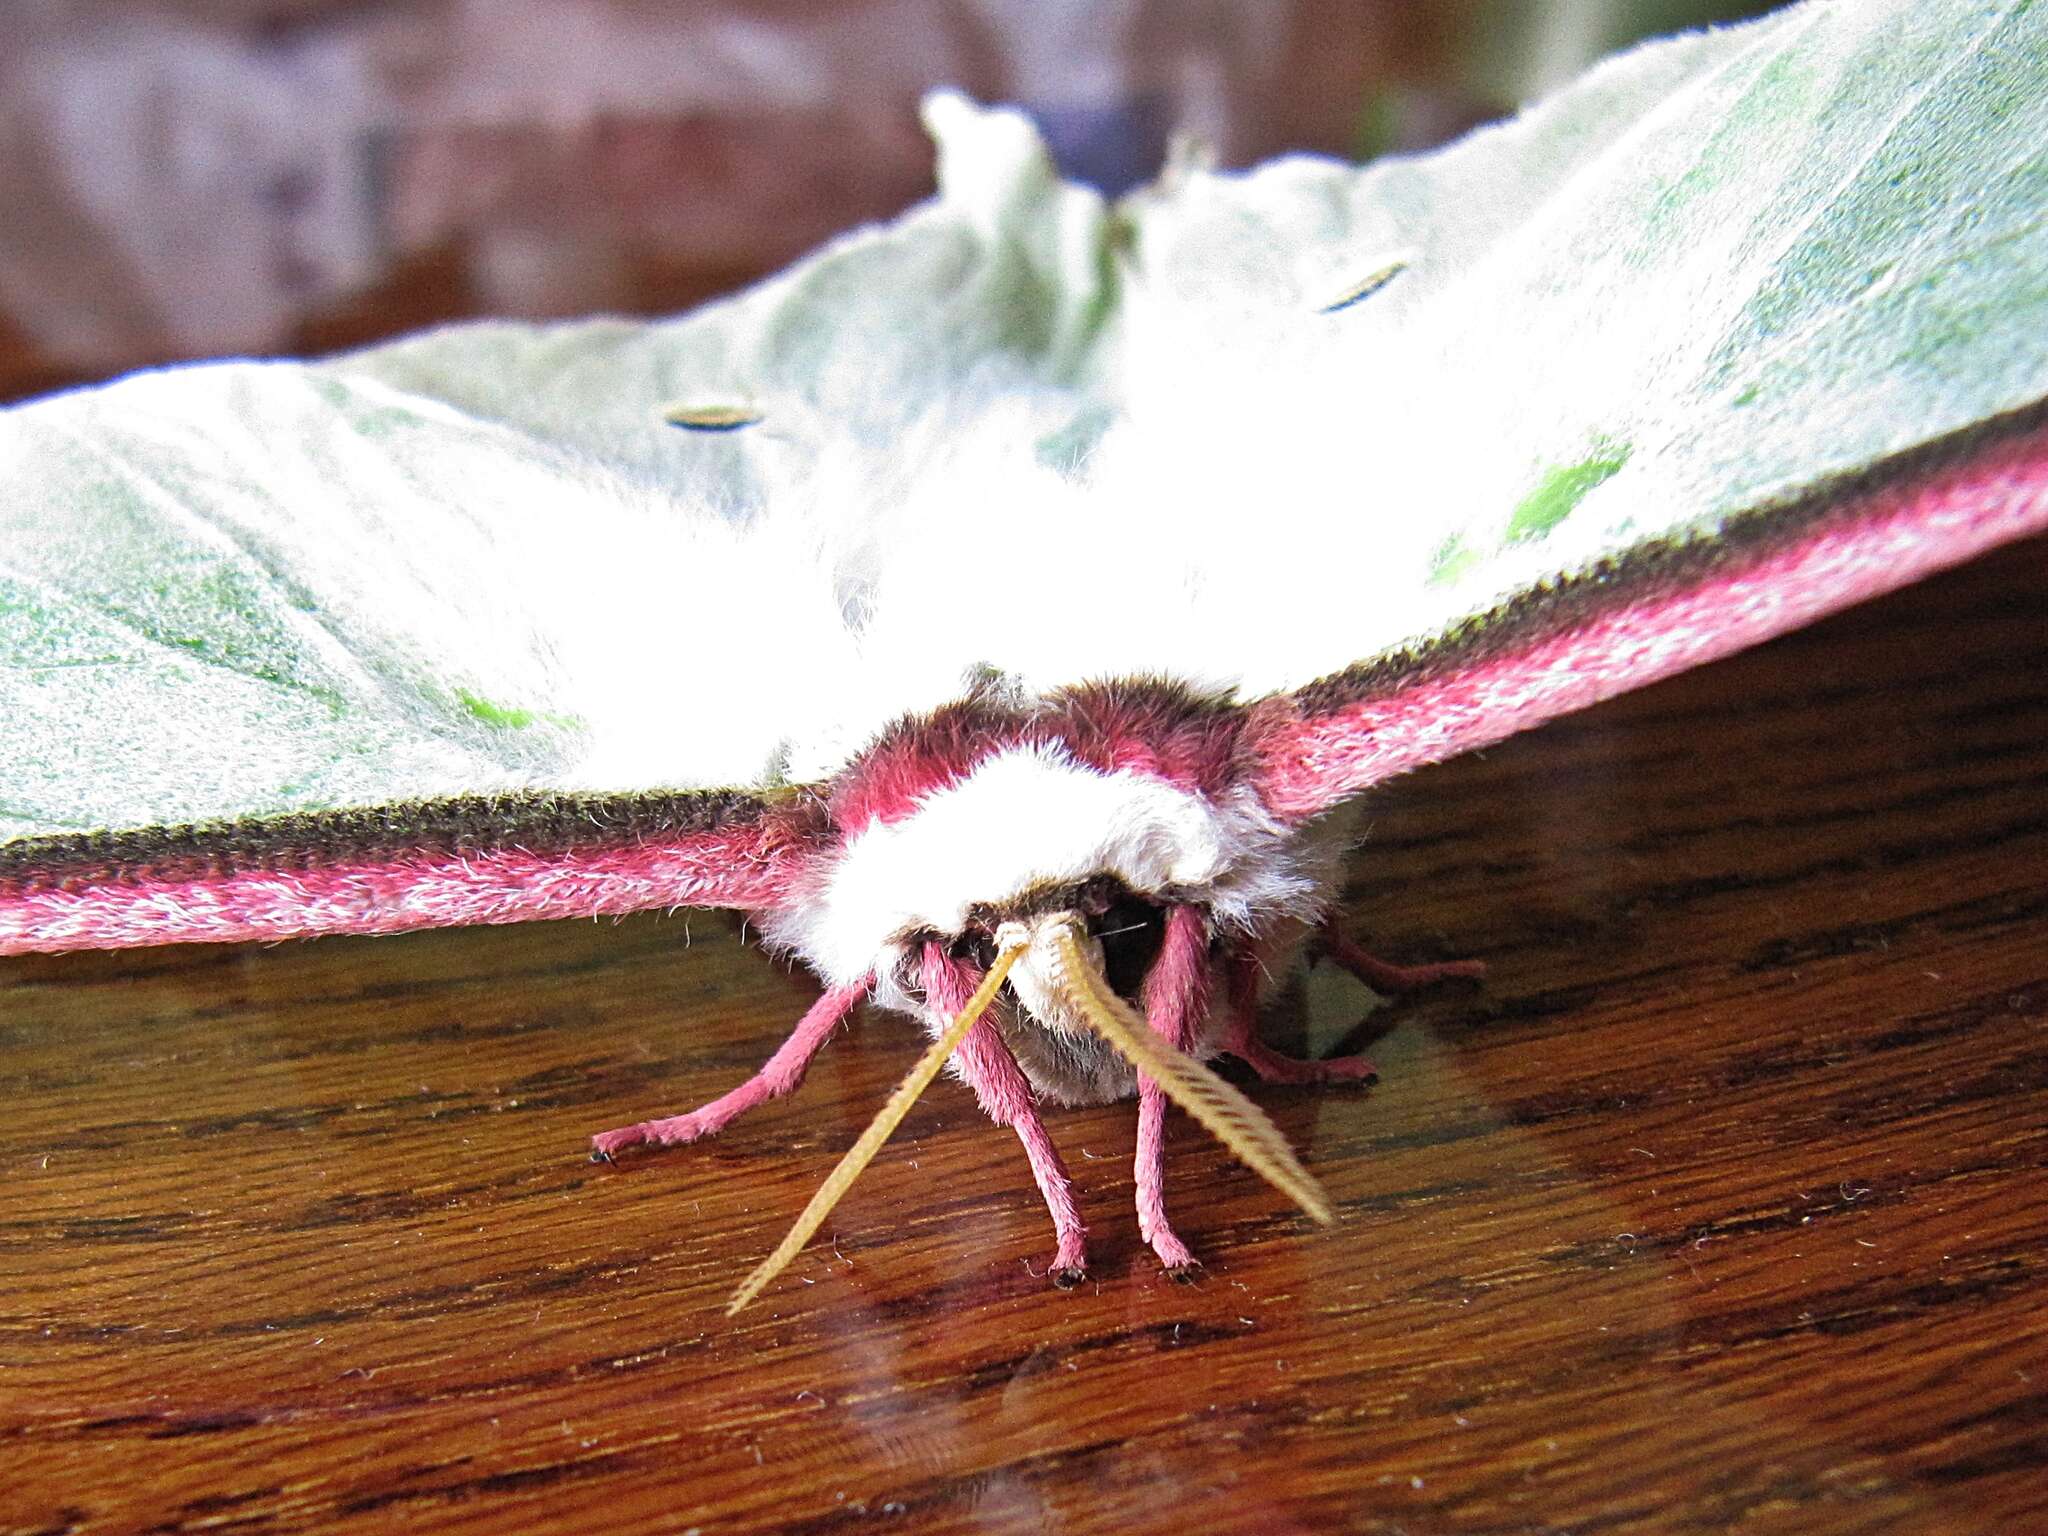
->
[727,944,1023,1314]
[1042,921,1333,1226]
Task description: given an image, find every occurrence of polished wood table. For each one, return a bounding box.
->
[5,536,2044,1536]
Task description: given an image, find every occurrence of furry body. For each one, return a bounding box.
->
[775,680,1362,1105]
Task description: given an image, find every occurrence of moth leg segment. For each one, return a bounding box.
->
[1222,943,1381,1086]
[1313,918,1487,995]
[1133,904,1211,1278]
[1218,923,1483,1088]
[589,976,872,1160]
[922,941,1090,1283]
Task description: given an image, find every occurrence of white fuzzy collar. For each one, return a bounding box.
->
[776,743,1317,984]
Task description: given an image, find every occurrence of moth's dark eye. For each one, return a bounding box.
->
[950,928,998,973]
[1091,895,1167,1000]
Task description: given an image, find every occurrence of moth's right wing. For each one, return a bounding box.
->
[1241,406,2048,828]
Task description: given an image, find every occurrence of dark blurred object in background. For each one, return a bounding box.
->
[0,0,1783,402]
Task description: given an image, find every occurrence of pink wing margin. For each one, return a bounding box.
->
[1248,405,2048,824]
[0,791,825,956]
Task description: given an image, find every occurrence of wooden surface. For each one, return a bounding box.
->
[4,535,2044,1536]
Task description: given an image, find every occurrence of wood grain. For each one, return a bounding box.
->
[4,536,2044,1536]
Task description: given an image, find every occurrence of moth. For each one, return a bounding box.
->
[3,5,2046,1311]
[588,675,1487,1310]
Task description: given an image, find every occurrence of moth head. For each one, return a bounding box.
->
[946,880,1167,1046]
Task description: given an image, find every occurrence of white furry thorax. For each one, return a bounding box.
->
[768,743,1326,988]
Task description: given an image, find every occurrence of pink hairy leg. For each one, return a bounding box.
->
[922,942,1090,1284]
[589,977,873,1159]
[1314,919,1486,993]
[1134,904,1211,1277]
[1220,942,1381,1085]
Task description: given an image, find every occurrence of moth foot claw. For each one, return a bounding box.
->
[1052,1266,1088,1290]
[1144,1224,1199,1273]
[589,1111,714,1159]
[1166,1261,1205,1285]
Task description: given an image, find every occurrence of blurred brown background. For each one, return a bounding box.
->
[0,0,1783,405]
